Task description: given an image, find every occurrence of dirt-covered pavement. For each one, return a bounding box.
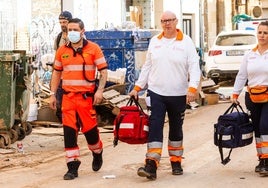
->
[0,89,267,188]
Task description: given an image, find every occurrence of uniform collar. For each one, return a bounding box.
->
[252,45,268,54]
[157,29,183,41]
[252,45,258,52]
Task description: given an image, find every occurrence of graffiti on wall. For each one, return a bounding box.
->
[124,50,135,92]
[30,15,59,69]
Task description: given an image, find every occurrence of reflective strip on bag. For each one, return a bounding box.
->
[144,125,149,132]
[119,123,149,132]
[120,123,134,129]
[242,132,253,140]
[221,135,232,141]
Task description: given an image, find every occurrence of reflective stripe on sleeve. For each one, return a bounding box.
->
[64,64,96,71]
[63,80,96,86]
[94,57,106,66]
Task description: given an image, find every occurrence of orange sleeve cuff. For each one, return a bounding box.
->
[232,94,239,99]
[188,87,197,94]
[134,85,142,92]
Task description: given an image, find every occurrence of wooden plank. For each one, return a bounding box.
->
[202,85,220,92]
[103,89,120,99]
[199,90,205,99]
[30,121,62,128]
[201,79,216,88]
[109,95,129,104]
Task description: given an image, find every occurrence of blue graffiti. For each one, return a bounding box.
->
[124,50,135,93]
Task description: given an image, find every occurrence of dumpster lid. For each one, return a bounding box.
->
[0,53,20,62]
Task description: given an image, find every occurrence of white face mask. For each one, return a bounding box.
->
[68,31,81,43]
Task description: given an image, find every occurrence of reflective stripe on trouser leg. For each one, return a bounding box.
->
[65,147,80,163]
[145,91,165,165]
[256,137,262,157]
[168,140,183,162]
[165,94,185,163]
[84,126,103,154]
[146,141,162,166]
[258,103,268,159]
[260,135,268,159]
[63,126,80,163]
[88,140,103,154]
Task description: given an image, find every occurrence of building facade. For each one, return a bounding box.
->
[204,0,267,50]
[0,0,267,56]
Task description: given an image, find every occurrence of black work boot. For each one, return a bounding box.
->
[171,161,183,175]
[92,150,103,171]
[137,159,157,180]
[63,160,81,180]
[259,159,268,176]
[255,158,265,173]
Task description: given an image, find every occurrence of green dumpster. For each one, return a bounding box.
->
[0,51,33,148]
[0,53,20,147]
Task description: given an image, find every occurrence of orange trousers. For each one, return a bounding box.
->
[62,92,97,133]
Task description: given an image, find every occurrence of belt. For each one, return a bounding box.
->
[62,90,94,99]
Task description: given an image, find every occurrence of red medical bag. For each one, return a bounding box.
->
[113,97,149,146]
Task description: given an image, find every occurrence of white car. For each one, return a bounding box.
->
[205,30,257,84]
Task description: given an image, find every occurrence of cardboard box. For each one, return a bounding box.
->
[204,92,219,105]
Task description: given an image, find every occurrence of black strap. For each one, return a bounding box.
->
[113,114,125,147]
[218,134,232,165]
[223,103,245,115]
[56,32,62,49]
[126,96,145,114]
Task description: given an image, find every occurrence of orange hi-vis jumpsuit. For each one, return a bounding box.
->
[54,39,108,163]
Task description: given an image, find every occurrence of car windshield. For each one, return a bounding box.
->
[215,34,256,46]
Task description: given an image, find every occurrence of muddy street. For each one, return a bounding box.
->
[0,89,266,188]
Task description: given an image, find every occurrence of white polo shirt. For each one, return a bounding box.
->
[233,47,268,95]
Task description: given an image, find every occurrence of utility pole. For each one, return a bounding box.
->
[179,0,183,29]
[232,0,237,30]
[202,0,208,52]
[216,0,225,34]
[199,0,204,51]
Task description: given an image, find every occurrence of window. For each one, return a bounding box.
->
[216,34,257,46]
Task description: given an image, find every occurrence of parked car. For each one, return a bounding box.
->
[205,30,257,84]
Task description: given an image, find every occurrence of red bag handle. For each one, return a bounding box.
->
[126,96,146,114]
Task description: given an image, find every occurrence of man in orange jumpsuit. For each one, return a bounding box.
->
[49,18,108,180]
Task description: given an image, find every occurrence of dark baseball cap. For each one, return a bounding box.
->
[59,11,72,21]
